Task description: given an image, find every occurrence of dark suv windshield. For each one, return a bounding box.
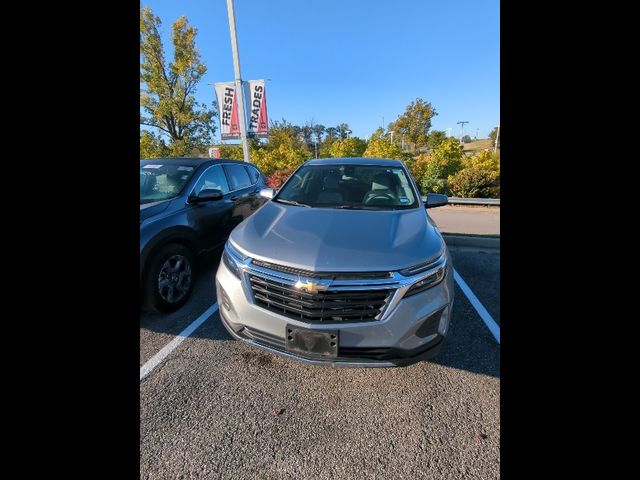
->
[140,162,196,204]
[274,164,419,210]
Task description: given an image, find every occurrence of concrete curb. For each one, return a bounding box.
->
[443,234,500,249]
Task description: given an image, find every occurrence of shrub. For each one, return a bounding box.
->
[407,139,465,195]
[466,149,500,177]
[448,168,500,198]
[267,168,297,189]
[217,144,244,160]
[329,137,368,157]
[363,128,408,160]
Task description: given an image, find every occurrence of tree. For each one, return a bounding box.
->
[461,135,472,143]
[325,127,337,141]
[387,98,437,151]
[140,7,216,156]
[426,130,447,149]
[329,137,368,158]
[407,137,464,194]
[488,127,500,149]
[299,124,314,151]
[140,130,169,159]
[336,123,352,140]
[363,128,407,159]
[251,120,311,175]
[312,124,325,144]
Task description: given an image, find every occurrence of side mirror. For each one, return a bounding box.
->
[423,193,448,209]
[259,188,276,200]
[189,188,223,203]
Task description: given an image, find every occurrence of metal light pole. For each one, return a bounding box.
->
[494,124,500,152]
[457,121,469,143]
[447,127,452,138]
[226,0,251,163]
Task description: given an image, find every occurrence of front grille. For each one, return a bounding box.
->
[249,274,393,323]
[250,259,391,280]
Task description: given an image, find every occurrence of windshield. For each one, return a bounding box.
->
[140,162,196,204]
[274,164,419,210]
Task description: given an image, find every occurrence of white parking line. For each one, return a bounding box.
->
[453,269,500,344]
[140,303,219,381]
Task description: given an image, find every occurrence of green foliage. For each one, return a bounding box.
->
[252,143,310,176]
[426,130,447,149]
[466,149,500,176]
[140,130,169,159]
[312,124,325,143]
[318,138,336,158]
[336,123,352,140]
[461,135,472,143]
[448,169,499,198]
[249,120,310,175]
[387,98,437,151]
[432,137,464,165]
[447,149,500,198]
[329,137,368,158]
[407,138,465,194]
[140,6,216,155]
[363,128,407,160]
[217,144,244,160]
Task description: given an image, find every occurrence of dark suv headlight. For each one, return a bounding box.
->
[401,252,447,298]
[222,242,248,279]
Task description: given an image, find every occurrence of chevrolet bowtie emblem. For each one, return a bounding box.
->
[294,279,329,294]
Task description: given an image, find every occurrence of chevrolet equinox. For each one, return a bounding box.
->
[215,157,454,366]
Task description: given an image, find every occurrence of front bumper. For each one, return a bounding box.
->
[215,254,455,367]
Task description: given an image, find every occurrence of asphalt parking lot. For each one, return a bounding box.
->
[140,244,500,479]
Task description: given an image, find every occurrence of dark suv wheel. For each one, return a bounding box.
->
[142,243,194,314]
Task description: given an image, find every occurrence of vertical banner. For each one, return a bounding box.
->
[245,80,269,138]
[214,82,241,140]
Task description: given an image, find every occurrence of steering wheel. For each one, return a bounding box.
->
[363,192,396,205]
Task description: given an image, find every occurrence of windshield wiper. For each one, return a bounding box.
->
[275,199,312,208]
[331,205,380,210]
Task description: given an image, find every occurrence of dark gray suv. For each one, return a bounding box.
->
[216,157,454,366]
[140,158,267,313]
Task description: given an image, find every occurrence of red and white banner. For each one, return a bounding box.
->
[245,80,269,138]
[214,82,241,140]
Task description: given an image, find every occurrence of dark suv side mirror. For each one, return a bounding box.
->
[423,193,448,209]
[189,188,223,203]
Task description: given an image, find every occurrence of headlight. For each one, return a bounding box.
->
[222,242,248,279]
[401,253,447,297]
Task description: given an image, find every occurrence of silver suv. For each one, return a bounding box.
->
[215,158,454,366]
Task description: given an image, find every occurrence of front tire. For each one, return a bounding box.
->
[142,243,194,314]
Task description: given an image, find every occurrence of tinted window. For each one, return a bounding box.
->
[140,162,196,204]
[224,164,252,190]
[245,165,261,184]
[192,165,230,194]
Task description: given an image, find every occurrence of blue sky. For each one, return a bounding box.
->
[142,0,499,141]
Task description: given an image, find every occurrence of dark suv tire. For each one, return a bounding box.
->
[142,243,195,314]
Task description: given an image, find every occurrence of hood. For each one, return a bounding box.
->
[230,202,444,272]
[140,199,171,223]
